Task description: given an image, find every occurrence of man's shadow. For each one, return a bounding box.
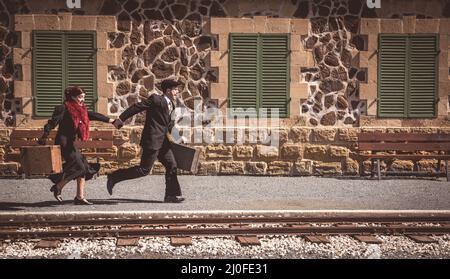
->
[0,198,164,211]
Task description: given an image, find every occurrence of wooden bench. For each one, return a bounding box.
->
[7,129,115,164]
[357,133,450,181]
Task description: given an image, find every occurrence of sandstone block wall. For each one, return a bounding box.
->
[1,0,450,177]
[1,0,450,128]
[1,126,449,177]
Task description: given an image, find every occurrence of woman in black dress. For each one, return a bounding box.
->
[39,86,115,205]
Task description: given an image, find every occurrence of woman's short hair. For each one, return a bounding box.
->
[64,86,85,101]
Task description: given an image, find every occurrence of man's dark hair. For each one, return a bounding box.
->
[161,79,181,93]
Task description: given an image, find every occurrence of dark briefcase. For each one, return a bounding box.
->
[170,142,201,174]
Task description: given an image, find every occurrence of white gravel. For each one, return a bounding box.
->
[1,235,450,259]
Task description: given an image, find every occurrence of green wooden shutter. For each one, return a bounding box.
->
[408,35,438,118]
[66,32,97,112]
[229,34,258,117]
[378,35,408,118]
[33,31,97,117]
[260,35,290,118]
[33,32,65,117]
[229,34,290,118]
[378,34,438,118]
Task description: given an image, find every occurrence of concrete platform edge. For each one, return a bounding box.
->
[1,210,450,222]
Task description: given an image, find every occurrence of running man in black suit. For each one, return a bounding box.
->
[107,79,184,203]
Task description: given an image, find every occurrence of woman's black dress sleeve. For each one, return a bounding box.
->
[42,105,64,138]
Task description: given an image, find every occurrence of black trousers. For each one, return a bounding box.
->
[111,141,181,197]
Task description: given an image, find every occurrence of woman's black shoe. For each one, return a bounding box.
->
[74,197,93,205]
[50,185,63,202]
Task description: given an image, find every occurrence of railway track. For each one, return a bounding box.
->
[1,213,450,242]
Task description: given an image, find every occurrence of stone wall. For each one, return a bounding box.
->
[1,0,450,177]
[106,18,219,124]
[1,126,449,177]
[299,10,367,126]
[94,0,229,124]
[1,0,450,128]
[0,0,23,126]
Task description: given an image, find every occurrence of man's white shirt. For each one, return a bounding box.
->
[164,95,173,114]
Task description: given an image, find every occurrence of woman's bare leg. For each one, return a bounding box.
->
[76,177,86,199]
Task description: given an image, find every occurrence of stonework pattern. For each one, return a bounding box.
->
[98,0,228,123]
[106,19,219,123]
[0,0,25,126]
[0,0,449,130]
[299,0,368,127]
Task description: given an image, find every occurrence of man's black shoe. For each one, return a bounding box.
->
[106,174,115,195]
[164,196,185,203]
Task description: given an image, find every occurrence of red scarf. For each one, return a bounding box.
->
[64,101,90,141]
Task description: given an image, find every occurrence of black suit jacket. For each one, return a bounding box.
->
[119,94,175,150]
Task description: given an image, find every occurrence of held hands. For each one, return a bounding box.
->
[112,118,124,129]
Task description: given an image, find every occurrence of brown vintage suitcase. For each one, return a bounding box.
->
[20,145,63,177]
[170,142,201,174]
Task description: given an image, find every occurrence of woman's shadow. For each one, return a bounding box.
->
[0,198,164,211]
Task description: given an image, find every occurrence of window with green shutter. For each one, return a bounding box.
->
[378,34,438,118]
[229,34,290,118]
[33,31,97,117]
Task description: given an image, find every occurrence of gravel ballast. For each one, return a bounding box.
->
[1,235,450,259]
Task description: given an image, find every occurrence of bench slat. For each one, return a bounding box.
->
[75,141,114,149]
[7,152,115,162]
[11,130,113,140]
[358,133,450,142]
[11,139,113,149]
[361,155,450,159]
[82,153,116,159]
[10,139,55,148]
[10,130,56,138]
[358,142,450,151]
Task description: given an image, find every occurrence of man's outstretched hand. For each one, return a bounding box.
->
[112,119,124,129]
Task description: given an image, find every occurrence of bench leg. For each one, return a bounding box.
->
[377,159,381,181]
[370,158,375,179]
[359,161,364,177]
[446,160,449,182]
[95,157,100,179]
[437,159,441,179]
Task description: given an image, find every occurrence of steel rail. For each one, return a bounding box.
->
[1,224,450,240]
[2,215,450,228]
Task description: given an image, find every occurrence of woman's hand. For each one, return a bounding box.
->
[37,137,46,145]
[112,119,124,129]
